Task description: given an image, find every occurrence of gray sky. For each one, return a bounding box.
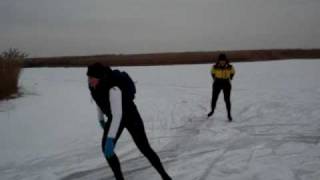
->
[1,0,320,57]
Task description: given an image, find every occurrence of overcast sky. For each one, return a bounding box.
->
[1,0,320,57]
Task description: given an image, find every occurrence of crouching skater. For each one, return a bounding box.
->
[87,63,172,180]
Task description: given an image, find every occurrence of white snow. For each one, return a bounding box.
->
[0,60,320,180]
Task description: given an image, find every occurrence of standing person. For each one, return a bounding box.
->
[87,63,172,180]
[207,53,235,121]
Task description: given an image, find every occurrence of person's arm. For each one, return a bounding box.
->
[97,106,105,129]
[103,87,122,159]
[108,87,123,138]
[211,66,216,79]
[230,65,235,80]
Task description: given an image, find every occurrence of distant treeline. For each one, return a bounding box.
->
[24,49,320,67]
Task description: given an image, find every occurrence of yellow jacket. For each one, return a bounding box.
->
[211,64,235,80]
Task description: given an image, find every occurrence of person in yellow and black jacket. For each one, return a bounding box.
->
[208,53,235,121]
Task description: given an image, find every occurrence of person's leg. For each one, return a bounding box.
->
[223,82,232,121]
[125,104,171,180]
[102,120,126,180]
[208,82,222,117]
[104,155,124,180]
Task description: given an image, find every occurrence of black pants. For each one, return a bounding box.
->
[102,102,171,180]
[210,79,232,115]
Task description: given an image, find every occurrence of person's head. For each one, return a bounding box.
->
[87,62,112,88]
[216,53,229,66]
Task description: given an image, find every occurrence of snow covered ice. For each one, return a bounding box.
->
[1,60,320,180]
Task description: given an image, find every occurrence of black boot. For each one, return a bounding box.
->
[161,174,172,180]
[228,113,232,122]
[207,110,214,117]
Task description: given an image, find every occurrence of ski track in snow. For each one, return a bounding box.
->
[1,60,320,180]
